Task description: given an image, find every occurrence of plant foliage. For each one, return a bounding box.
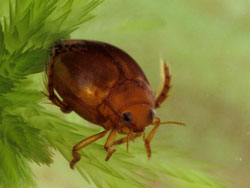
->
[0,0,229,188]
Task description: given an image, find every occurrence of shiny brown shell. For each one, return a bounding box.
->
[47,40,155,132]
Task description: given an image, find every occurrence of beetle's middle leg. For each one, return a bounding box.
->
[113,133,142,152]
[104,130,142,161]
[46,47,72,113]
[104,129,117,161]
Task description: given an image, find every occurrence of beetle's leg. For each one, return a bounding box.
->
[155,62,171,108]
[104,129,117,161]
[113,133,142,152]
[47,47,72,113]
[70,130,108,169]
[144,118,185,159]
[144,118,161,159]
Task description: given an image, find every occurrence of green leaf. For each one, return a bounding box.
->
[0,23,4,62]
[1,115,52,164]
[0,0,103,188]
[0,141,36,188]
[0,76,14,94]
[12,49,49,77]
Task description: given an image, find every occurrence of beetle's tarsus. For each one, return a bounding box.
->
[70,149,81,169]
[144,140,151,159]
[60,105,73,113]
[105,148,116,161]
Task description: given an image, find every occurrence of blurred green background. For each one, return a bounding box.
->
[32,0,250,187]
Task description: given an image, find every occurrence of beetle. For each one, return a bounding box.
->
[45,39,184,169]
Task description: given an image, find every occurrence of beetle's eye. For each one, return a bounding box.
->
[121,112,133,124]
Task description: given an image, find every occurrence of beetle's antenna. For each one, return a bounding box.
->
[152,120,185,126]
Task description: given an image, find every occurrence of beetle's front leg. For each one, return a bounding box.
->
[144,118,161,159]
[144,118,185,158]
[104,129,117,161]
[70,130,108,169]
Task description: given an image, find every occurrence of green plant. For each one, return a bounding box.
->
[0,0,229,187]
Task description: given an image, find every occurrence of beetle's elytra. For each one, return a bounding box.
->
[45,39,184,169]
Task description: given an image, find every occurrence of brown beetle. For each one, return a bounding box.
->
[45,39,184,169]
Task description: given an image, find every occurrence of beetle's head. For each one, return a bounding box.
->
[119,104,155,133]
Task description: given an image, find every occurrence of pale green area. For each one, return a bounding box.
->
[34,0,250,187]
[0,0,249,187]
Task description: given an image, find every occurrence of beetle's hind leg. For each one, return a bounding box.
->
[155,62,171,108]
[46,46,72,113]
